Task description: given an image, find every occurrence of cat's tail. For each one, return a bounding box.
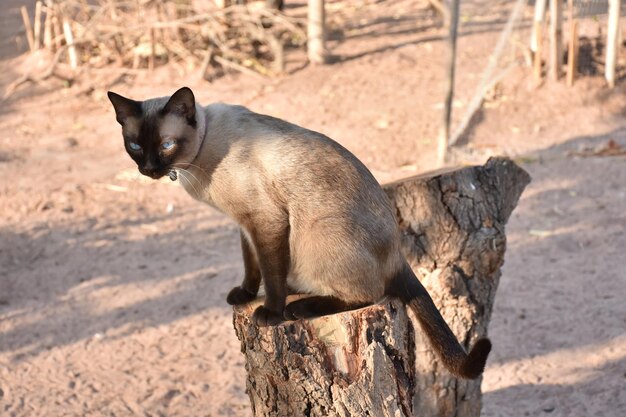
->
[385,262,491,379]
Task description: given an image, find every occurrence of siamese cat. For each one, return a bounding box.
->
[108,87,491,379]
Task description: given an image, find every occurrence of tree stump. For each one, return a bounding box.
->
[233,157,530,417]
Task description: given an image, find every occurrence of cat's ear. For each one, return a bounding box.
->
[107,91,142,125]
[162,87,196,123]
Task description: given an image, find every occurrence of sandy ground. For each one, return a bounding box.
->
[1,1,625,416]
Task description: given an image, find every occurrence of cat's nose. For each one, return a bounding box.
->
[139,162,159,178]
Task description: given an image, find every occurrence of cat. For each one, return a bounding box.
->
[108,86,491,379]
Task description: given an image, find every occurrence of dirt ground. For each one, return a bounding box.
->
[1,1,625,416]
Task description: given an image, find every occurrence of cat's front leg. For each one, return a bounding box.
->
[226,230,261,305]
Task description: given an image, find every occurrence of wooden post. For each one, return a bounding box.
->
[265,0,284,10]
[532,0,548,82]
[438,0,460,167]
[52,14,64,51]
[269,35,285,74]
[20,6,35,53]
[533,23,544,82]
[307,0,327,64]
[234,158,531,417]
[43,7,52,49]
[606,0,621,87]
[531,0,548,52]
[549,0,564,80]
[214,0,240,7]
[33,1,43,50]
[62,19,78,69]
[566,0,578,86]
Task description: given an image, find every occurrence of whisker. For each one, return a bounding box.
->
[177,172,197,197]
[177,170,202,198]
[176,167,203,187]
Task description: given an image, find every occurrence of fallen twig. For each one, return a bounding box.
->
[3,46,68,99]
[214,55,268,80]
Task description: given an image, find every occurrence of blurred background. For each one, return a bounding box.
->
[0,1,624,416]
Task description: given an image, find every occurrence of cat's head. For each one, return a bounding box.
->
[108,87,202,179]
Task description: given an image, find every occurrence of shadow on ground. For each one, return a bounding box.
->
[483,348,626,417]
[481,128,626,416]
[0,203,243,360]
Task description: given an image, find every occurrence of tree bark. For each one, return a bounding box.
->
[233,157,531,417]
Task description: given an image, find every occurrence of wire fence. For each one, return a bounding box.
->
[441,0,625,156]
[574,0,625,77]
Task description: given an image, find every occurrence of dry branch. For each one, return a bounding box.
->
[214,55,268,80]
[234,157,531,417]
[34,1,43,50]
[2,46,69,99]
[13,0,306,92]
[20,6,35,52]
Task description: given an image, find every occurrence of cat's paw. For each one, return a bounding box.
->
[252,306,284,326]
[226,286,257,305]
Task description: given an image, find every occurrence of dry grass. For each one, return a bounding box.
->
[6,0,306,97]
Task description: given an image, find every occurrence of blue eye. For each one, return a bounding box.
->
[129,142,141,151]
[161,140,176,150]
